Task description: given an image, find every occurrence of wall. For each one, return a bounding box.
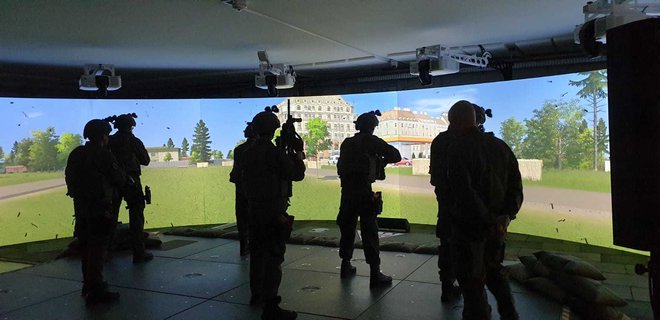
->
[412,158,543,181]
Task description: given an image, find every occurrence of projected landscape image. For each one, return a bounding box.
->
[0,71,615,250]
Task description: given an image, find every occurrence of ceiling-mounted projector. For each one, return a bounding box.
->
[410,45,491,85]
[255,50,295,97]
[79,64,121,96]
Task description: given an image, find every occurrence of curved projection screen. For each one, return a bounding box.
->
[0,71,614,250]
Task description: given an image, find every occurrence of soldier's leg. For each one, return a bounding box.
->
[85,212,119,304]
[437,218,459,301]
[485,231,518,320]
[235,188,249,256]
[360,210,392,288]
[337,209,358,263]
[453,240,490,320]
[261,237,297,320]
[248,222,264,305]
[128,201,149,261]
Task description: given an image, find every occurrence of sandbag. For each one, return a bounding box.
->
[524,277,570,304]
[534,251,606,280]
[413,245,438,255]
[506,263,534,283]
[569,298,631,320]
[519,255,551,277]
[553,272,627,307]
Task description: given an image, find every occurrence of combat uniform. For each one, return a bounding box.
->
[108,130,151,260]
[229,138,254,256]
[429,129,459,300]
[336,132,400,282]
[241,137,305,312]
[66,141,125,302]
[445,127,523,320]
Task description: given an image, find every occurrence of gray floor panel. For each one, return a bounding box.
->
[186,242,323,266]
[218,269,399,319]
[168,300,344,320]
[0,286,204,320]
[0,273,81,315]
[356,281,562,320]
[285,247,432,280]
[108,259,250,298]
[17,256,83,281]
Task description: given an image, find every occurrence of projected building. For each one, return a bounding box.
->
[147,147,181,162]
[374,107,449,159]
[276,95,357,150]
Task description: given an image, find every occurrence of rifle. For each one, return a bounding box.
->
[274,99,305,199]
[276,99,304,158]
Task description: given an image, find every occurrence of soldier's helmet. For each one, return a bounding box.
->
[83,119,112,140]
[354,110,381,131]
[113,113,137,130]
[251,109,280,135]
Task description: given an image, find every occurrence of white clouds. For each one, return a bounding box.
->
[24,111,44,118]
[407,88,479,116]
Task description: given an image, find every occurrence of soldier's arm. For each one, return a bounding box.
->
[374,136,401,164]
[133,137,151,166]
[229,146,241,183]
[502,143,523,220]
[275,149,305,182]
[429,137,438,186]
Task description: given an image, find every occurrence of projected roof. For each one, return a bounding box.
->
[0,0,604,98]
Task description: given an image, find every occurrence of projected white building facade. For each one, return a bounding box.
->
[276,95,357,150]
[374,107,449,159]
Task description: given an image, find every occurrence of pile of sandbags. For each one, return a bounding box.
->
[506,251,630,320]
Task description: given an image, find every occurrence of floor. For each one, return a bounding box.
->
[0,235,569,320]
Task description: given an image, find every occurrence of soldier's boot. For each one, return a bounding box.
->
[340,259,356,279]
[85,283,119,306]
[369,265,392,288]
[440,283,461,302]
[262,297,297,320]
[133,251,154,264]
[82,281,107,297]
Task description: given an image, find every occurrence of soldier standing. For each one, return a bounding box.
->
[430,127,461,302]
[241,108,305,320]
[444,100,523,320]
[66,119,126,305]
[229,122,256,257]
[108,113,152,263]
[336,111,401,288]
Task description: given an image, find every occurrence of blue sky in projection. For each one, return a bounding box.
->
[0,72,606,157]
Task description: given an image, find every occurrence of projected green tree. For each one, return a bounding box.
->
[28,128,58,171]
[181,137,189,158]
[191,120,212,163]
[166,138,175,148]
[11,139,32,166]
[569,70,607,171]
[164,152,172,162]
[0,146,4,161]
[500,117,526,158]
[522,101,587,169]
[303,118,331,157]
[56,132,82,168]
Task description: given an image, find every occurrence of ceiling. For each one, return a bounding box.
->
[0,0,606,99]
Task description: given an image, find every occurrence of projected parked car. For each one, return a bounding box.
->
[328,155,340,165]
[392,157,412,166]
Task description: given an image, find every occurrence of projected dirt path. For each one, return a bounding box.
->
[308,168,612,220]
[0,178,65,201]
[1,170,612,221]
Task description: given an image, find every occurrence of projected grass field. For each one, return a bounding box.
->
[0,166,618,252]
